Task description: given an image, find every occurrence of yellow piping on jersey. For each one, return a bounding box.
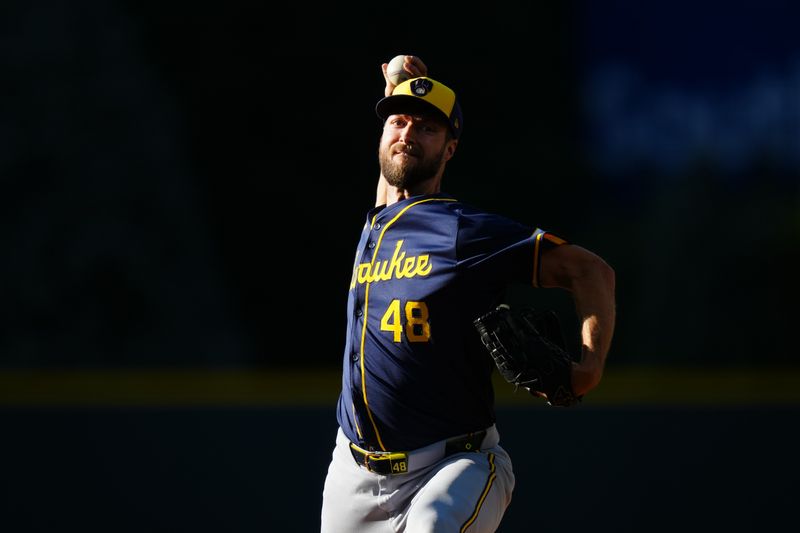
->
[532,231,544,288]
[359,197,457,451]
[532,230,566,288]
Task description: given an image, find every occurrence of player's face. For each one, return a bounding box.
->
[379,114,453,190]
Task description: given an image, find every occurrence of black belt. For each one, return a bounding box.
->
[349,430,487,476]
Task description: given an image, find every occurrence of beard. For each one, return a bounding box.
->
[379,142,446,190]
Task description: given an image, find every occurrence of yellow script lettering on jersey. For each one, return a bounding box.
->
[350,240,432,288]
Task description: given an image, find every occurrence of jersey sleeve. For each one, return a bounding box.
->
[530,228,567,287]
[455,206,566,288]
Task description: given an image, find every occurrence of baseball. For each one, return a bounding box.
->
[387,55,411,86]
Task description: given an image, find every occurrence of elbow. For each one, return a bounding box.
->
[598,258,615,294]
[589,258,616,311]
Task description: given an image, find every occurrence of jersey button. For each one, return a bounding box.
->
[355,308,362,317]
[368,241,375,249]
[374,223,381,230]
[351,352,359,362]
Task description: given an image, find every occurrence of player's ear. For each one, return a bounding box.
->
[443,139,458,161]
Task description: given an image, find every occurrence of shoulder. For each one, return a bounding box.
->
[444,200,531,235]
[418,195,505,220]
[401,194,533,239]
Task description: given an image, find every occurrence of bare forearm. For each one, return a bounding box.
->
[570,267,616,395]
[539,244,616,396]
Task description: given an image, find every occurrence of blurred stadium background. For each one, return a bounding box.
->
[2,1,798,531]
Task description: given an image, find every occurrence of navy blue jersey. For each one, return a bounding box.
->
[336,193,564,451]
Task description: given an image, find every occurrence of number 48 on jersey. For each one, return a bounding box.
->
[380,299,430,342]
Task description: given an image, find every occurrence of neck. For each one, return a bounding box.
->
[385,177,442,206]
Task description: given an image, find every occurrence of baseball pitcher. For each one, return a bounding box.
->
[320,55,616,533]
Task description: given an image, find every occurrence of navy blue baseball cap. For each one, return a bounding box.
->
[376,77,463,139]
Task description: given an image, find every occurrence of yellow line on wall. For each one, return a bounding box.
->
[1,367,799,407]
[0,369,339,407]
[494,366,800,406]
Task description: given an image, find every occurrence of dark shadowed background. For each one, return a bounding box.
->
[2,1,798,531]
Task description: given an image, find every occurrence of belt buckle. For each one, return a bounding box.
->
[351,444,409,475]
[366,451,409,475]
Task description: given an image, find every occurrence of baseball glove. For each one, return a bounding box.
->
[473,304,581,407]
